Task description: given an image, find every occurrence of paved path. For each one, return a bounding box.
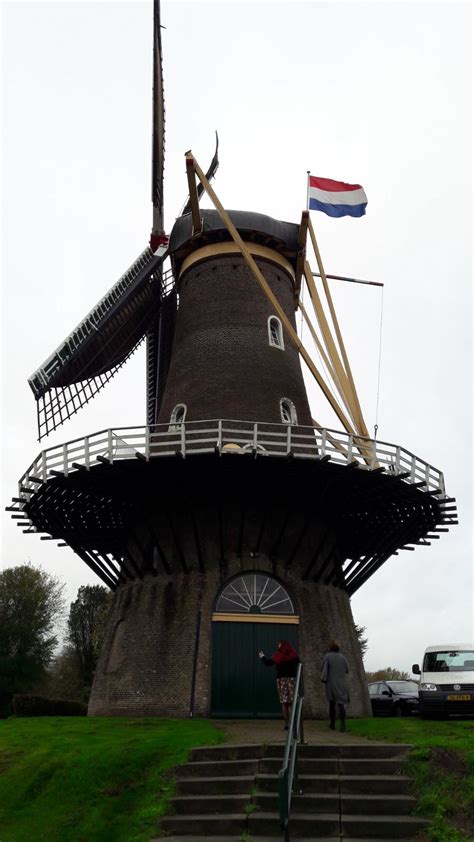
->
[212,719,376,745]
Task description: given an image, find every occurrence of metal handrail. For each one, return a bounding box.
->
[278,662,304,842]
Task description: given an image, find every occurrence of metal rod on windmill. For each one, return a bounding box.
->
[313,272,384,288]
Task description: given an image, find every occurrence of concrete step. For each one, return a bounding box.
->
[248,811,427,838]
[190,743,264,762]
[341,814,428,838]
[176,759,259,777]
[160,813,246,835]
[248,810,341,836]
[256,772,340,793]
[155,837,423,842]
[297,744,411,760]
[156,833,426,842]
[339,759,406,775]
[341,795,417,816]
[337,745,411,759]
[255,791,340,813]
[254,792,417,816]
[340,775,412,795]
[188,743,412,762]
[168,794,250,814]
[255,772,412,795]
[176,775,255,795]
[260,757,339,774]
[259,757,406,775]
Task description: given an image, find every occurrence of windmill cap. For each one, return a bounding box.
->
[169,209,300,279]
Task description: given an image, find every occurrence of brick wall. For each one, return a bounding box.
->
[89,559,371,718]
[157,254,313,427]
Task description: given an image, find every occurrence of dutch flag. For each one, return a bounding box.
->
[308,175,367,218]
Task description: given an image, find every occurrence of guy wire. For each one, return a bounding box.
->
[374,285,385,433]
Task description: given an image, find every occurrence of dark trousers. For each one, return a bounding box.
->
[329,700,346,728]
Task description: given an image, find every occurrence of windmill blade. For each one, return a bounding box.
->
[151,0,165,240]
[29,246,174,440]
[181,132,219,216]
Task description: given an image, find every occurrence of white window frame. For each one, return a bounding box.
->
[169,403,187,431]
[280,398,297,425]
[268,315,284,350]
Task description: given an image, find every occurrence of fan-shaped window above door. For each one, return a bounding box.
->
[215,573,295,615]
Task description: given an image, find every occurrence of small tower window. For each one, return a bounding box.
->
[169,403,187,431]
[280,398,297,425]
[268,316,284,350]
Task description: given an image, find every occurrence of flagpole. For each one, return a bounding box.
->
[306,170,310,211]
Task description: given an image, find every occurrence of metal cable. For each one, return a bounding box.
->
[374,286,385,436]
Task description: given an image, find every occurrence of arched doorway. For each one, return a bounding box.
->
[211,572,299,718]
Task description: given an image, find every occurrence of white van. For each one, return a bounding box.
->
[412,644,474,718]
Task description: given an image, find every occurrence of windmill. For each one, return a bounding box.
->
[8,1,457,719]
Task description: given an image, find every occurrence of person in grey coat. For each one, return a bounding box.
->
[321,639,349,732]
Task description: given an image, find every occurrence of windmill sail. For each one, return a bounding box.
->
[29,248,175,439]
[28,0,219,437]
[29,0,171,441]
[151,0,165,239]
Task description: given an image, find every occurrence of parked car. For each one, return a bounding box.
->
[413,643,474,719]
[368,680,419,716]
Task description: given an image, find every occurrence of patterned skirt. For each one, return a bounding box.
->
[276,677,296,704]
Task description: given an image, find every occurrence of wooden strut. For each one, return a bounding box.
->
[299,299,355,423]
[187,153,358,439]
[307,216,369,438]
[302,261,358,428]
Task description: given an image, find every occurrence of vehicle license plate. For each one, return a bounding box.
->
[447,694,471,701]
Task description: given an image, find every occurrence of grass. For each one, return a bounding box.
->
[348,717,474,842]
[0,716,223,842]
[2,714,473,842]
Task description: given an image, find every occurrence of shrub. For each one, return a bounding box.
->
[12,694,87,717]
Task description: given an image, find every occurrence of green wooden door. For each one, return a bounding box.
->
[211,621,298,718]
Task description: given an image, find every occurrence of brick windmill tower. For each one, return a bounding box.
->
[8,1,456,719]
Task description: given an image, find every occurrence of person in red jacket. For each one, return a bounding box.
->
[258,640,300,729]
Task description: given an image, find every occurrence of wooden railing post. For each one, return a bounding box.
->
[145,426,150,461]
[84,436,90,470]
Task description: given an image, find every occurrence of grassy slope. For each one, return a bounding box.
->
[0,717,223,842]
[2,716,473,842]
[348,718,474,842]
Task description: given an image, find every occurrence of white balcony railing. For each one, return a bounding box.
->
[17,419,446,499]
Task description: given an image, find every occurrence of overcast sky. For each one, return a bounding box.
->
[2,1,472,674]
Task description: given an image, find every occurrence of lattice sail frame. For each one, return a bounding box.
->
[29,252,174,439]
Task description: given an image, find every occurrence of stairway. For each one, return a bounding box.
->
[158,742,428,841]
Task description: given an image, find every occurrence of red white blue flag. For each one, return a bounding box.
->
[308,175,367,218]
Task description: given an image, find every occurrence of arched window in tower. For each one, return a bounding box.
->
[169,403,187,431]
[268,316,284,350]
[280,398,297,425]
[215,573,295,615]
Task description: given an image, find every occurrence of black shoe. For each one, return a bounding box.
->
[340,723,346,732]
[284,723,289,730]
[329,723,335,730]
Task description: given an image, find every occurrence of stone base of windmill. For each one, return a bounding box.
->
[88,563,371,719]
